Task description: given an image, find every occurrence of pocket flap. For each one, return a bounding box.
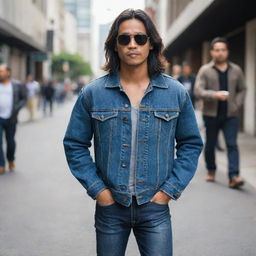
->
[91,111,118,121]
[154,111,179,121]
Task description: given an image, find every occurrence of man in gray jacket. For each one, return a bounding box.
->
[195,37,246,188]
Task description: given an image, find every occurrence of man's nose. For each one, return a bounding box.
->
[128,37,137,48]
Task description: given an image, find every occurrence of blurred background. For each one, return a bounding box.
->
[0,1,256,256]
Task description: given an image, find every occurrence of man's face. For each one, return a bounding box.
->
[0,65,10,82]
[115,18,153,68]
[183,65,192,76]
[27,75,33,82]
[210,42,229,63]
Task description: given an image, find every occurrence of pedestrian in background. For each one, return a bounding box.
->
[160,54,171,74]
[194,37,246,188]
[0,64,27,174]
[55,80,66,105]
[64,9,202,256]
[42,80,55,116]
[178,62,196,107]
[171,64,181,79]
[26,74,40,121]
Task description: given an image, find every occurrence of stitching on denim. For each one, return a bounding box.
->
[106,112,114,182]
[165,180,181,193]
[90,108,181,112]
[88,180,101,191]
[156,117,161,187]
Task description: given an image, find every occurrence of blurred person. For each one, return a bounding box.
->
[195,37,246,188]
[178,62,196,106]
[0,64,27,174]
[26,74,40,121]
[42,80,55,116]
[55,80,66,104]
[171,64,181,79]
[160,53,171,73]
[75,77,86,94]
[64,9,202,256]
[64,78,74,101]
[38,79,46,110]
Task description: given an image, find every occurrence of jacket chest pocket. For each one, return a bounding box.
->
[91,111,118,138]
[153,111,179,136]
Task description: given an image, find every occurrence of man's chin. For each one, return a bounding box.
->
[125,60,147,67]
[215,58,228,63]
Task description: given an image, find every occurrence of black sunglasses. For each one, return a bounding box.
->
[117,34,149,46]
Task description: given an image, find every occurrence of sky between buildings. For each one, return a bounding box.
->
[92,0,145,25]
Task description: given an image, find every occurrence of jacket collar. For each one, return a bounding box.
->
[105,72,168,89]
[209,60,234,69]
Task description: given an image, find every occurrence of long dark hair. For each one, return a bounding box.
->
[103,9,165,77]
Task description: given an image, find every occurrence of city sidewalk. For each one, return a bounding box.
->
[217,132,256,189]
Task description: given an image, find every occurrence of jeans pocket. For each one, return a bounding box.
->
[96,201,116,207]
[150,201,169,207]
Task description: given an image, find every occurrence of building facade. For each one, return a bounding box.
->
[64,0,91,62]
[0,0,48,81]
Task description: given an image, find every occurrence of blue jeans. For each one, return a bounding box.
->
[0,118,17,167]
[95,196,172,256]
[203,116,239,179]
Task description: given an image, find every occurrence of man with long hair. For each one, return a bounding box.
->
[64,9,202,256]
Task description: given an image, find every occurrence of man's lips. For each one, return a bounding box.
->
[127,52,140,57]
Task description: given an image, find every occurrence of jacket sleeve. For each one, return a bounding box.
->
[11,82,27,118]
[235,67,246,108]
[63,89,107,200]
[194,67,217,100]
[18,83,27,110]
[160,92,203,200]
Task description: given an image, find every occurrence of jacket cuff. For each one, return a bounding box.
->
[86,180,108,200]
[159,181,182,200]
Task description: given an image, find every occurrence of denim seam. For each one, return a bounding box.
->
[166,121,173,180]
[156,117,161,187]
[90,107,181,112]
[164,180,182,193]
[106,113,114,182]
[87,180,102,191]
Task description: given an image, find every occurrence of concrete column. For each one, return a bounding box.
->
[244,18,256,136]
[201,41,210,65]
[158,0,168,42]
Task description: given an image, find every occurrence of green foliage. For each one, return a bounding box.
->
[51,52,93,80]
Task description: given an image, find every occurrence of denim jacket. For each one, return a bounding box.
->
[63,72,203,207]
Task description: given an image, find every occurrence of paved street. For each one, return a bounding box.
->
[0,100,256,256]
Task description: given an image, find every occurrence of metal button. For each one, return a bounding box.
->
[165,114,169,118]
[124,104,129,108]
[136,180,144,184]
[123,144,129,147]
[120,185,127,190]
[137,195,143,199]
[121,163,127,168]
[123,117,128,122]
[100,115,104,119]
